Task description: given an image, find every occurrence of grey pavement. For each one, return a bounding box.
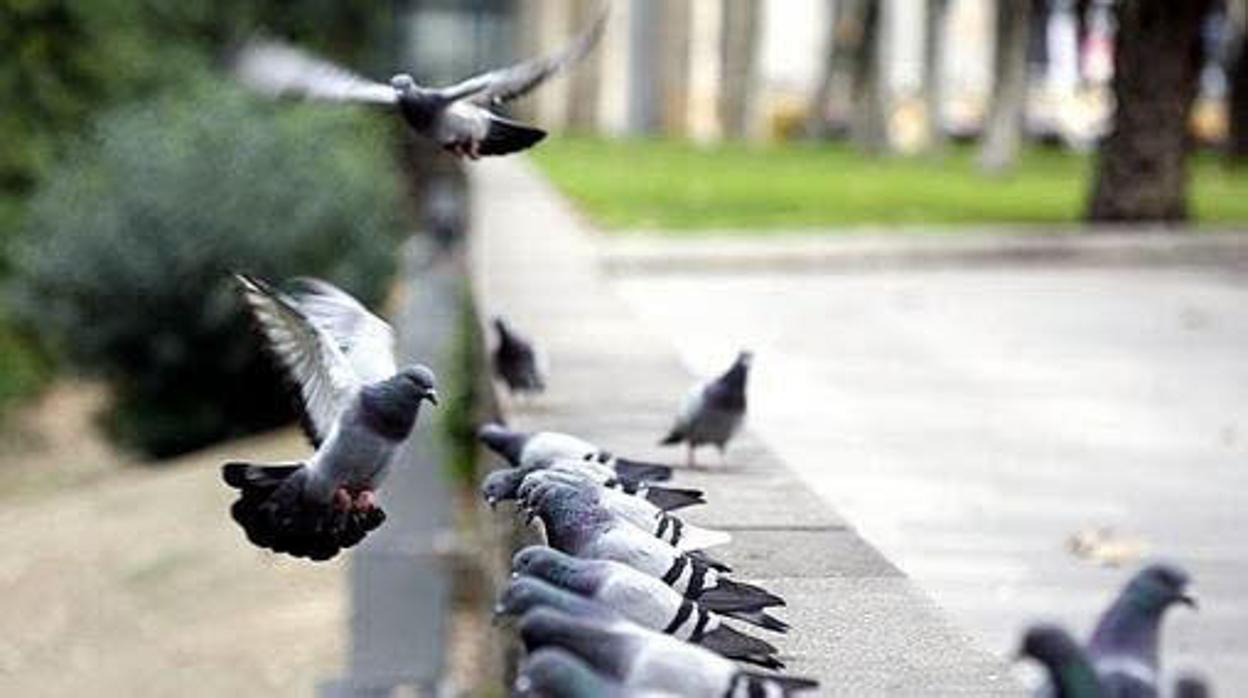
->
[612,253,1248,692]
[468,158,1019,695]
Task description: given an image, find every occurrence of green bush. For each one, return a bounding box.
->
[0,314,49,411]
[10,78,405,457]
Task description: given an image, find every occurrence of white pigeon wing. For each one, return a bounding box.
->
[235,39,398,105]
[236,274,360,446]
[289,277,397,384]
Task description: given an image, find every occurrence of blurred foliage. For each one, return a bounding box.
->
[441,293,485,486]
[0,311,49,412]
[10,79,405,457]
[533,137,1248,230]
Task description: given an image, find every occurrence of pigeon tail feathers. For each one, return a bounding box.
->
[479,115,547,156]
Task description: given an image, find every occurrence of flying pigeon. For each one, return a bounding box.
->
[481,464,705,513]
[233,4,609,159]
[516,471,732,552]
[1016,624,1101,698]
[479,423,673,483]
[1086,563,1197,697]
[512,545,788,644]
[659,351,752,468]
[524,482,785,611]
[514,647,635,698]
[222,275,438,560]
[492,317,547,396]
[518,608,818,697]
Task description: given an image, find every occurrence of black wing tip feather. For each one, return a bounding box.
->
[742,671,819,695]
[644,486,706,512]
[697,577,787,611]
[698,625,782,668]
[611,458,673,483]
[479,116,547,156]
[688,549,733,574]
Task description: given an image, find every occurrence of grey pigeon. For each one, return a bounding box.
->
[514,647,641,698]
[660,351,752,467]
[1173,675,1210,698]
[1086,563,1196,698]
[1017,624,1101,698]
[234,4,608,159]
[481,464,705,513]
[512,546,788,650]
[479,422,673,483]
[518,607,818,697]
[524,483,785,611]
[492,317,547,395]
[222,275,438,560]
[516,471,731,552]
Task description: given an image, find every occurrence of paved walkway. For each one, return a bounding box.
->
[469,159,1017,694]
[611,244,1248,691]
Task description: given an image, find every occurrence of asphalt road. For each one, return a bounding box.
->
[615,262,1248,691]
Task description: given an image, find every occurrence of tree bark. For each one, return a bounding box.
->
[1087,0,1214,222]
[922,0,950,150]
[720,0,760,139]
[850,0,889,153]
[979,0,1031,173]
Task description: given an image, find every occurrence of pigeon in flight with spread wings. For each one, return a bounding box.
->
[222,275,438,561]
[234,3,610,159]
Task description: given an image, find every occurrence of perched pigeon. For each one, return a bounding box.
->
[518,608,818,697]
[234,4,608,159]
[660,351,752,467]
[514,648,640,698]
[525,483,785,611]
[481,464,705,513]
[479,423,673,483]
[1173,675,1210,698]
[1016,624,1101,698]
[222,275,438,560]
[513,545,788,646]
[492,317,547,395]
[517,472,731,552]
[1086,563,1196,697]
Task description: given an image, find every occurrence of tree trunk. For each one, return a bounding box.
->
[1087,0,1213,222]
[850,0,889,153]
[979,0,1031,173]
[922,0,950,150]
[566,0,602,132]
[1230,29,1248,161]
[720,0,760,140]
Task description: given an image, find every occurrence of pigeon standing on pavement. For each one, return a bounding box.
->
[518,608,818,697]
[660,351,752,468]
[222,275,438,560]
[481,463,705,513]
[1086,563,1197,697]
[234,4,608,159]
[479,423,674,483]
[492,317,547,396]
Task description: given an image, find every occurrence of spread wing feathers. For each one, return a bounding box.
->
[234,38,398,105]
[235,274,360,446]
[442,2,609,106]
[289,277,397,385]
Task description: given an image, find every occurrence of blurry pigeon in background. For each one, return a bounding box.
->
[1016,624,1101,698]
[660,351,752,468]
[481,464,705,513]
[514,648,634,698]
[525,483,785,610]
[1087,563,1197,697]
[1174,675,1210,698]
[491,317,547,396]
[512,546,788,652]
[516,471,731,551]
[234,3,608,159]
[479,423,673,483]
[222,275,438,560]
[518,608,818,697]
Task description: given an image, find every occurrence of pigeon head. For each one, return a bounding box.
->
[1017,624,1100,694]
[389,73,417,93]
[517,608,636,679]
[399,364,439,405]
[492,316,512,338]
[495,576,606,621]
[358,365,437,440]
[515,648,621,698]
[480,468,525,508]
[736,350,754,368]
[1088,562,1195,663]
[511,546,588,588]
[1122,563,1196,613]
[478,423,528,465]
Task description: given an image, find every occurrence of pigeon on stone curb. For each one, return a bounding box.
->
[481,465,705,513]
[513,545,788,646]
[660,351,752,468]
[1016,624,1101,698]
[492,317,547,396]
[234,4,608,159]
[479,423,674,483]
[222,274,438,561]
[518,608,818,697]
[1087,563,1197,697]
[526,483,785,610]
[514,648,640,698]
[517,473,732,552]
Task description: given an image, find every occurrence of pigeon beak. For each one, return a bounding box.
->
[424,389,439,406]
[1179,592,1198,609]
[524,508,538,525]
[491,604,509,626]
[486,496,497,510]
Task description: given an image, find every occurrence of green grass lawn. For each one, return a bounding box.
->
[530,137,1248,232]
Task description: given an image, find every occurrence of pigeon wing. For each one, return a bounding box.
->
[234,39,398,105]
[439,2,608,106]
[289,277,397,385]
[236,274,360,446]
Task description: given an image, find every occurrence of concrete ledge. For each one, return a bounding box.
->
[468,158,1020,694]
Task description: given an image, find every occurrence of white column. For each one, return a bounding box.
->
[534,0,573,130]
[687,0,724,143]
[597,0,633,135]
